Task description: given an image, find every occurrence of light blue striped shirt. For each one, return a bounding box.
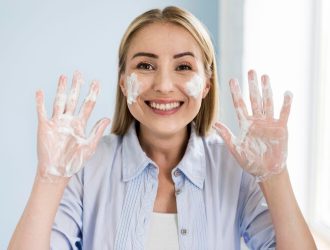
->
[51,123,276,249]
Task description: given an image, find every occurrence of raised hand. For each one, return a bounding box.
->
[35,72,110,180]
[214,70,292,182]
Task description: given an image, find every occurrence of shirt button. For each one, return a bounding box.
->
[173,169,181,177]
[180,229,188,236]
[243,232,250,243]
[175,189,182,195]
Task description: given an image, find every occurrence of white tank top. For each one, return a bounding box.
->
[146,212,180,250]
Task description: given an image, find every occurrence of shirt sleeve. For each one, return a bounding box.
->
[237,171,276,250]
[50,171,84,250]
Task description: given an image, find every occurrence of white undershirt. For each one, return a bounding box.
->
[146,212,180,250]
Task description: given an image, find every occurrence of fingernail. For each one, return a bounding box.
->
[230,79,238,85]
[284,91,293,104]
[104,118,111,125]
[74,70,83,80]
[248,70,255,81]
[213,124,223,133]
[91,80,100,90]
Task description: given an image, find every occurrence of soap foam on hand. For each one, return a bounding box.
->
[36,72,110,182]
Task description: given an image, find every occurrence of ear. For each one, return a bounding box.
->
[119,74,127,96]
[202,79,211,98]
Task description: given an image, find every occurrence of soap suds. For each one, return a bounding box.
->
[185,74,204,98]
[126,73,140,104]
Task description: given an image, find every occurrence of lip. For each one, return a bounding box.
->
[146,98,183,103]
[144,99,184,116]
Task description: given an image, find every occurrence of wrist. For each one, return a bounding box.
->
[258,168,291,192]
[36,163,71,185]
[255,163,287,183]
[258,168,298,215]
[35,171,70,187]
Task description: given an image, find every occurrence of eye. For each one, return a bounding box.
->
[136,62,155,71]
[176,63,192,71]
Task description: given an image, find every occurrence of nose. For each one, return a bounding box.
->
[152,68,175,93]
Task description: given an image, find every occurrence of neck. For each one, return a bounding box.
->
[138,124,190,176]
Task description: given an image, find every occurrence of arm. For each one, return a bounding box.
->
[238,171,276,249]
[8,176,69,249]
[8,72,110,250]
[259,169,315,249]
[214,70,316,249]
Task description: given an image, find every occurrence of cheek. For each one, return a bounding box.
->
[184,74,204,98]
[125,73,141,105]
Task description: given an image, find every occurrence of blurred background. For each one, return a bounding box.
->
[0,0,329,248]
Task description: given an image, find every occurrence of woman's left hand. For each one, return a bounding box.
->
[214,70,293,181]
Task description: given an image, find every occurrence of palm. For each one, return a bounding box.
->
[38,116,86,176]
[36,72,110,178]
[214,70,292,181]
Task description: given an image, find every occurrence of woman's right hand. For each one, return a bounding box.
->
[35,72,110,181]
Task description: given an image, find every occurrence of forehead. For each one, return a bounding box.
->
[127,22,203,59]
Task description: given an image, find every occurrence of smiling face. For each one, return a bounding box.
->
[119,22,210,138]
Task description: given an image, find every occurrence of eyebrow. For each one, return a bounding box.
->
[173,52,195,59]
[131,52,158,59]
[131,51,195,59]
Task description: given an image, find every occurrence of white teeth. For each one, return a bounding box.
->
[149,101,181,111]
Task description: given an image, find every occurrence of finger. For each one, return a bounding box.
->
[279,91,293,124]
[261,75,274,118]
[229,79,249,124]
[52,75,67,118]
[88,118,111,150]
[213,122,241,157]
[78,80,100,125]
[35,90,47,121]
[65,71,83,115]
[248,70,263,116]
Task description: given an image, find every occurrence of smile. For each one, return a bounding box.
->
[149,101,181,110]
[145,100,184,113]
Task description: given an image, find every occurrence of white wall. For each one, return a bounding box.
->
[218,0,244,135]
[0,1,218,247]
[243,0,313,218]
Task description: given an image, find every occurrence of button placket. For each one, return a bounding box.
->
[139,166,158,237]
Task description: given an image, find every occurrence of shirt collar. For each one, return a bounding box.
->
[122,122,206,189]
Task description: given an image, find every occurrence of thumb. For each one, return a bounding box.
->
[36,90,47,122]
[88,118,111,150]
[213,122,237,153]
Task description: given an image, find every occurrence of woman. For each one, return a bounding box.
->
[9,6,316,250]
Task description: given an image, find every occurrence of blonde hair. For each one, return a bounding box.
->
[111,6,218,136]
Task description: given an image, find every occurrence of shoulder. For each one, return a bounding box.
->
[86,134,122,165]
[203,130,225,146]
[201,131,243,184]
[93,134,122,159]
[99,133,122,149]
[202,130,235,164]
[82,133,123,184]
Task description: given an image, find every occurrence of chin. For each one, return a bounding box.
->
[141,120,190,137]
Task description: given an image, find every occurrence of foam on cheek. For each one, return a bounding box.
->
[185,74,204,98]
[126,73,140,105]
